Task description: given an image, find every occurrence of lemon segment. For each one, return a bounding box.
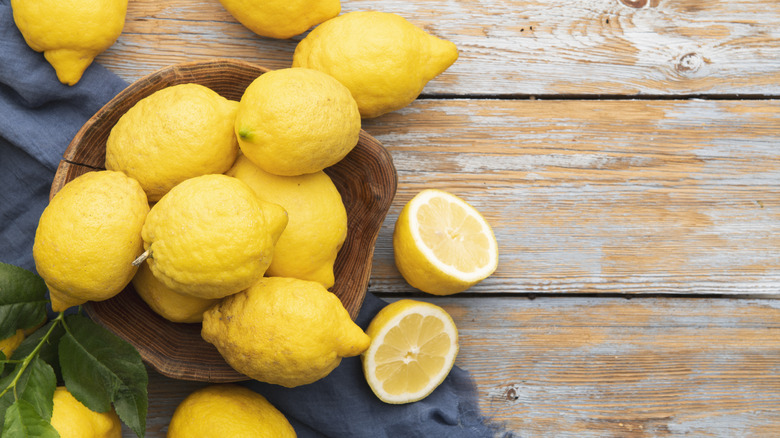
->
[362,299,459,404]
[393,189,499,295]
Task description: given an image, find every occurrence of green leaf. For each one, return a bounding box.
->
[16,358,55,422]
[1,399,59,438]
[10,321,65,383]
[0,351,5,375]
[59,315,147,437]
[0,263,48,340]
[0,363,30,427]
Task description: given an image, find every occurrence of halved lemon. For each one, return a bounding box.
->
[393,189,499,295]
[362,299,459,404]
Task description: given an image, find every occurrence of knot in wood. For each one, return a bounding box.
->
[676,52,704,73]
[619,0,659,8]
[620,0,648,8]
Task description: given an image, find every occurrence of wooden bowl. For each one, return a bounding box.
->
[51,59,397,382]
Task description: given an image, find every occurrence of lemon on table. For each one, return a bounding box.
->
[106,83,239,202]
[292,11,459,118]
[362,299,459,404]
[234,68,361,176]
[393,189,498,295]
[131,262,218,324]
[11,0,127,85]
[218,0,339,39]
[202,277,370,387]
[50,386,121,438]
[167,384,296,438]
[141,174,273,300]
[227,154,347,288]
[33,171,149,312]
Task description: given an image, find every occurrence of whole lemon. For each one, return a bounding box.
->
[11,0,127,85]
[167,384,296,438]
[227,155,347,288]
[33,171,149,312]
[50,386,121,438]
[202,277,370,388]
[293,11,459,118]
[218,0,339,39]
[131,262,218,324]
[141,174,274,300]
[234,68,361,176]
[106,84,239,202]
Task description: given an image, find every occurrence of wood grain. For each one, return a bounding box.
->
[361,98,780,296]
[132,297,780,437]
[97,0,780,96]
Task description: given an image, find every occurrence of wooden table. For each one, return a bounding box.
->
[101,1,780,436]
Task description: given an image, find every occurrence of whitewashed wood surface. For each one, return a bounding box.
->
[98,0,780,95]
[77,0,780,436]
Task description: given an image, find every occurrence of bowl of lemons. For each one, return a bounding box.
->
[49,59,397,382]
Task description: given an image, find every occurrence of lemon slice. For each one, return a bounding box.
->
[362,299,459,404]
[393,189,499,295]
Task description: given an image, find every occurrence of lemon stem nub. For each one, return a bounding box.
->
[238,127,253,140]
[132,249,151,266]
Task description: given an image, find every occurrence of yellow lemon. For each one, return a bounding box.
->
[167,384,296,438]
[131,262,218,323]
[218,0,339,39]
[362,299,459,404]
[50,386,121,438]
[33,171,149,312]
[0,330,25,359]
[106,84,239,202]
[293,11,458,118]
[141,174,273,300]
[227,155,346,288]
[11,0,127,85]
[234,68,360,176]
[393,189,498,295]
[202,277,370,387]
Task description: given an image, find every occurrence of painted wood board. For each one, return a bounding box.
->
[130,296,780,437]
[362,98,780,296]
[97,0,780,96]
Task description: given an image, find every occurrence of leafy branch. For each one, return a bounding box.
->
[0,262,148,437]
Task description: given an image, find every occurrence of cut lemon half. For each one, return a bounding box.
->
[362,299,459,404]
[393,189,499,295]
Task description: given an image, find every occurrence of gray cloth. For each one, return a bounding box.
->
[0,2,508,435]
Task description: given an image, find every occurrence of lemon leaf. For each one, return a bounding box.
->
[0,263,47,340]
[1,399,59,438]
[59,315,147,437]
[0,357,56,430]
[9,321,65,383]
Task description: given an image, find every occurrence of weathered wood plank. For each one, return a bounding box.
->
[97,0,780,96]
[131,297,780,437]
[361,99,780,296]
